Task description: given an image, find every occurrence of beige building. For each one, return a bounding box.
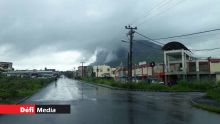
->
[93,65,115,78]
[209,58,220,81]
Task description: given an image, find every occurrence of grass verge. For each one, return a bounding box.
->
[81,77,216,92]
[0,77,54,103]
[206,87,220,103]
[192,101,220,113]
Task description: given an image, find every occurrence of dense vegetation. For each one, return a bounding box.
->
[0,77,54,103]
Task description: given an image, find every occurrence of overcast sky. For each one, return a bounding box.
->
[0,0,220,71]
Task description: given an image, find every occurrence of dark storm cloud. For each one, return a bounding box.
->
[0,0,219,70]
[0,0,137,54]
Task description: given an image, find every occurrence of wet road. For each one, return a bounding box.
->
[0,78,220,124]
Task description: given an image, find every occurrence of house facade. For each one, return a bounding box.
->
[114,62,164,82]
[77,66,93,78]
[93,65,115,78]
[163,42,220,84]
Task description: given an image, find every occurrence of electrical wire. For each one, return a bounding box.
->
[129,0,171,25]
[191,47,220,51]
[135,31,164,45]
[135,31,220,52]
[137,0,185,26]
[135,40,162,51]
[153,28,220,40]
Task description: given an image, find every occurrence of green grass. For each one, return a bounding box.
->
[206,87,220,103]
[194,85,220,113]
[170,80,216,91]
[192,102,220,113]
[82,78,216,92]
[0,77,54,103]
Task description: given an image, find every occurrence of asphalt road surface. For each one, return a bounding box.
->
[0,77,220,124]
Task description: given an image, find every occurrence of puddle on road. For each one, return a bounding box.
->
[34,78,81,102]
[33,78,97,102]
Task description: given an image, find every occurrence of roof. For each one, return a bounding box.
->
[208,58,220,62]
[162,41,190,51]
[0,62,12,64]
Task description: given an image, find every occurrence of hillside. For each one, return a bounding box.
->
[91,40,163,67]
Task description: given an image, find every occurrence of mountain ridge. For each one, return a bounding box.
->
[91,40,163,67]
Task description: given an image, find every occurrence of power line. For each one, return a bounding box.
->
[153,28,220,40]
[129,0,170,25]
[135,31,220,52]
[134,40,162,51]
[136,0,175,26]
[135,31,164,45]
[137,0,185,26]
[191,47,220,51]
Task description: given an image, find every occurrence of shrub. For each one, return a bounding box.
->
[148,84,169,91]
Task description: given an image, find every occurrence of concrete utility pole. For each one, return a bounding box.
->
[80,62,85,78]
[125,25,137,82]
[127,52,130,82]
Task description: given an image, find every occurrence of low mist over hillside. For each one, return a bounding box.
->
[91,40,163,67]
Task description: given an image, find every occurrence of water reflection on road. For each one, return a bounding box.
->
[0,78,219,124]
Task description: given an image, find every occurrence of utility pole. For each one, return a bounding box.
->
[80,62,85,78]
[96,66,99,77]
[125,25,137,82]
[73,67,76,78]
[127,52,130,82]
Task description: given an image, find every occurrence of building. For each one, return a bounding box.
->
[114,41,220,83]
[114,62,164,82]
[77,66,93,78]
[3,70,58,78]
[163,41,220,84]
[93,65,114,78]
[114,66,127,81]
[44,67,56,72]
[0,62,13,71]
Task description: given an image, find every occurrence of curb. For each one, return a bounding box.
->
[191,96,220,113]
[16,96,31,104]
